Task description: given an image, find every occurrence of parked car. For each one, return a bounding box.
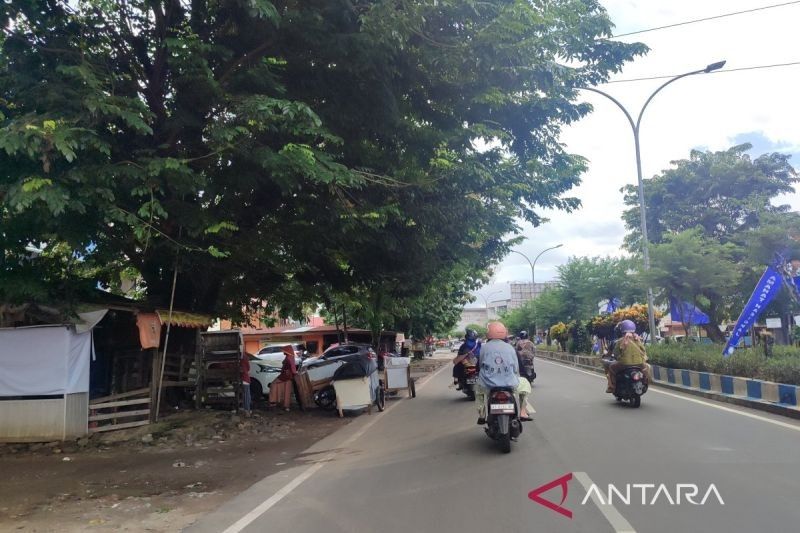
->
[248,354,283,400]
[302,343,376,368]
[254,343,305,366]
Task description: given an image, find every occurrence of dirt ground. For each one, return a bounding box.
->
[0,358,448,532]
[0,407,351,532]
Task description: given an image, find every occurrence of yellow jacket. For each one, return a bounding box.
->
[613,336,647,366]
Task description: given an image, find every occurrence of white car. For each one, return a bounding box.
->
[254,343,305,367]
[248,354,283,400]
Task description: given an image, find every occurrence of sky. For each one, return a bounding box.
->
[471,0,800,306]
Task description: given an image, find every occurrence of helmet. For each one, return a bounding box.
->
[518,330,529,340]
[617,320,636,334]
[487,321,508,340]
[465,328,478,341]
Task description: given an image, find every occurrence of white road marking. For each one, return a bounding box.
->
[538,358,800,433]
[221,363,450,533]
[573,471,636,533]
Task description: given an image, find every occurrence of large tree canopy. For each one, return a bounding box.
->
[623,144,797,251]
[0,1,644,326]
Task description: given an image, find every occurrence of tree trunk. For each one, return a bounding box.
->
[702,323,727,343]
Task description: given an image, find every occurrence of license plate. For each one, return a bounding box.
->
[466,377,476,384]
[633,382,644,394]
[490,403,515,414]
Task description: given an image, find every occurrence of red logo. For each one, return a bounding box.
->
[528,472,573,519]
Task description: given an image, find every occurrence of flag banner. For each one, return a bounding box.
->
[669,297,710,326]
[724,267,781,356]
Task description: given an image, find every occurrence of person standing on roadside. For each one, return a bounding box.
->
[269,345,297,411]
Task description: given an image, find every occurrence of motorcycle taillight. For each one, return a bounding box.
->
[491,391,512,402]
[632,372,642,381]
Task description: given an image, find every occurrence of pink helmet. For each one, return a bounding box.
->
[486,321,508,340]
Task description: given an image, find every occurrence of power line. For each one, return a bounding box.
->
[611,1,800,38]
[603,61,800,84]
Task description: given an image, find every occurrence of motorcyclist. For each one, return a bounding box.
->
[476,322,530,424]
[603,320,651,393]
[515,330,536,383]
[452,328,480,389]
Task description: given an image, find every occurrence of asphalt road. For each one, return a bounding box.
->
[187,357,800,533]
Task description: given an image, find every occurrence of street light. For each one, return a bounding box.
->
[510,244,563,334]
[477,290,503,321]
[580,60,726,343]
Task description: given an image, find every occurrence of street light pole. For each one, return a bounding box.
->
[478,290,502,321]
[510,244,563,334]
[580,60,725,343]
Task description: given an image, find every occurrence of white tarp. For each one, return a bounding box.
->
[0,326,93,396]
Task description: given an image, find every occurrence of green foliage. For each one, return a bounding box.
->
[1,1,644,330]
[623,144,798,250]
[647,344,800,385]
[645,228,741,341]
[557,256,642,322]
[567,320,590,354]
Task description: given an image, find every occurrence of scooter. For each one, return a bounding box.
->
[613,367,648,407]
[459,363,478,401]
[484,387,523,453]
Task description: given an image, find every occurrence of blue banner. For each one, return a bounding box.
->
[669,297,710,326]
[724,267,781,356]
[605,298,621,313]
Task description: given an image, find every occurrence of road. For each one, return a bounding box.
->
[187,357,800,533]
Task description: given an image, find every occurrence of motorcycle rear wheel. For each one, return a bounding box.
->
[499,431,511,454]
[632,395,641,408]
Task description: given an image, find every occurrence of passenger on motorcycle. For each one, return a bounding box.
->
[604,320,652,393]
[515,330,536,383]
[452,329,480,389]
[476,322,530,424]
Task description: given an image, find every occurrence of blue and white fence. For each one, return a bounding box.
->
[534,349,800,411]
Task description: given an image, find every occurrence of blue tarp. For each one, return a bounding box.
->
[669,297,710,326]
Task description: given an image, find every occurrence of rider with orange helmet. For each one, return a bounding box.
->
[476,322,530,424]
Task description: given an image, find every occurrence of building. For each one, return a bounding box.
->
[455,308,490,333]
[509,281,558,309]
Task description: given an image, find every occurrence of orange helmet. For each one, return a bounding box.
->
[486,321,508,340]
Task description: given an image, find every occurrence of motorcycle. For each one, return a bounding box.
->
[519,357,536,384]
[459,363,478,401]
[484,387,523,453]
[603,358,648,407]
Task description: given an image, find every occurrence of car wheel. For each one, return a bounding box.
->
[314,385,337,411]
[375,385,386,412]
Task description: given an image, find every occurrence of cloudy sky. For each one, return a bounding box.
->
[472,0,800,305]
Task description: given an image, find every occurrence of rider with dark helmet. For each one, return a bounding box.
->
[452,328,480,388]
[515,330,536,383]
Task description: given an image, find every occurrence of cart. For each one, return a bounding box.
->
[331,353,384,418]
[381,355,416,398]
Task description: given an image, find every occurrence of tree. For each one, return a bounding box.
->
[1,1,645,325]
[643,229,741,342]
[623,144,798,251]
[555,256,641,323]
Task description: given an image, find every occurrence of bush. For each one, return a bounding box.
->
[567,320,590,354]
[647,344,800,385]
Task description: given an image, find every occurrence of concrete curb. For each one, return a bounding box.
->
[534,349,800,420]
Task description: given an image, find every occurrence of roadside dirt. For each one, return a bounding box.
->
[0,357,449,532]
[0,408,350,532]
